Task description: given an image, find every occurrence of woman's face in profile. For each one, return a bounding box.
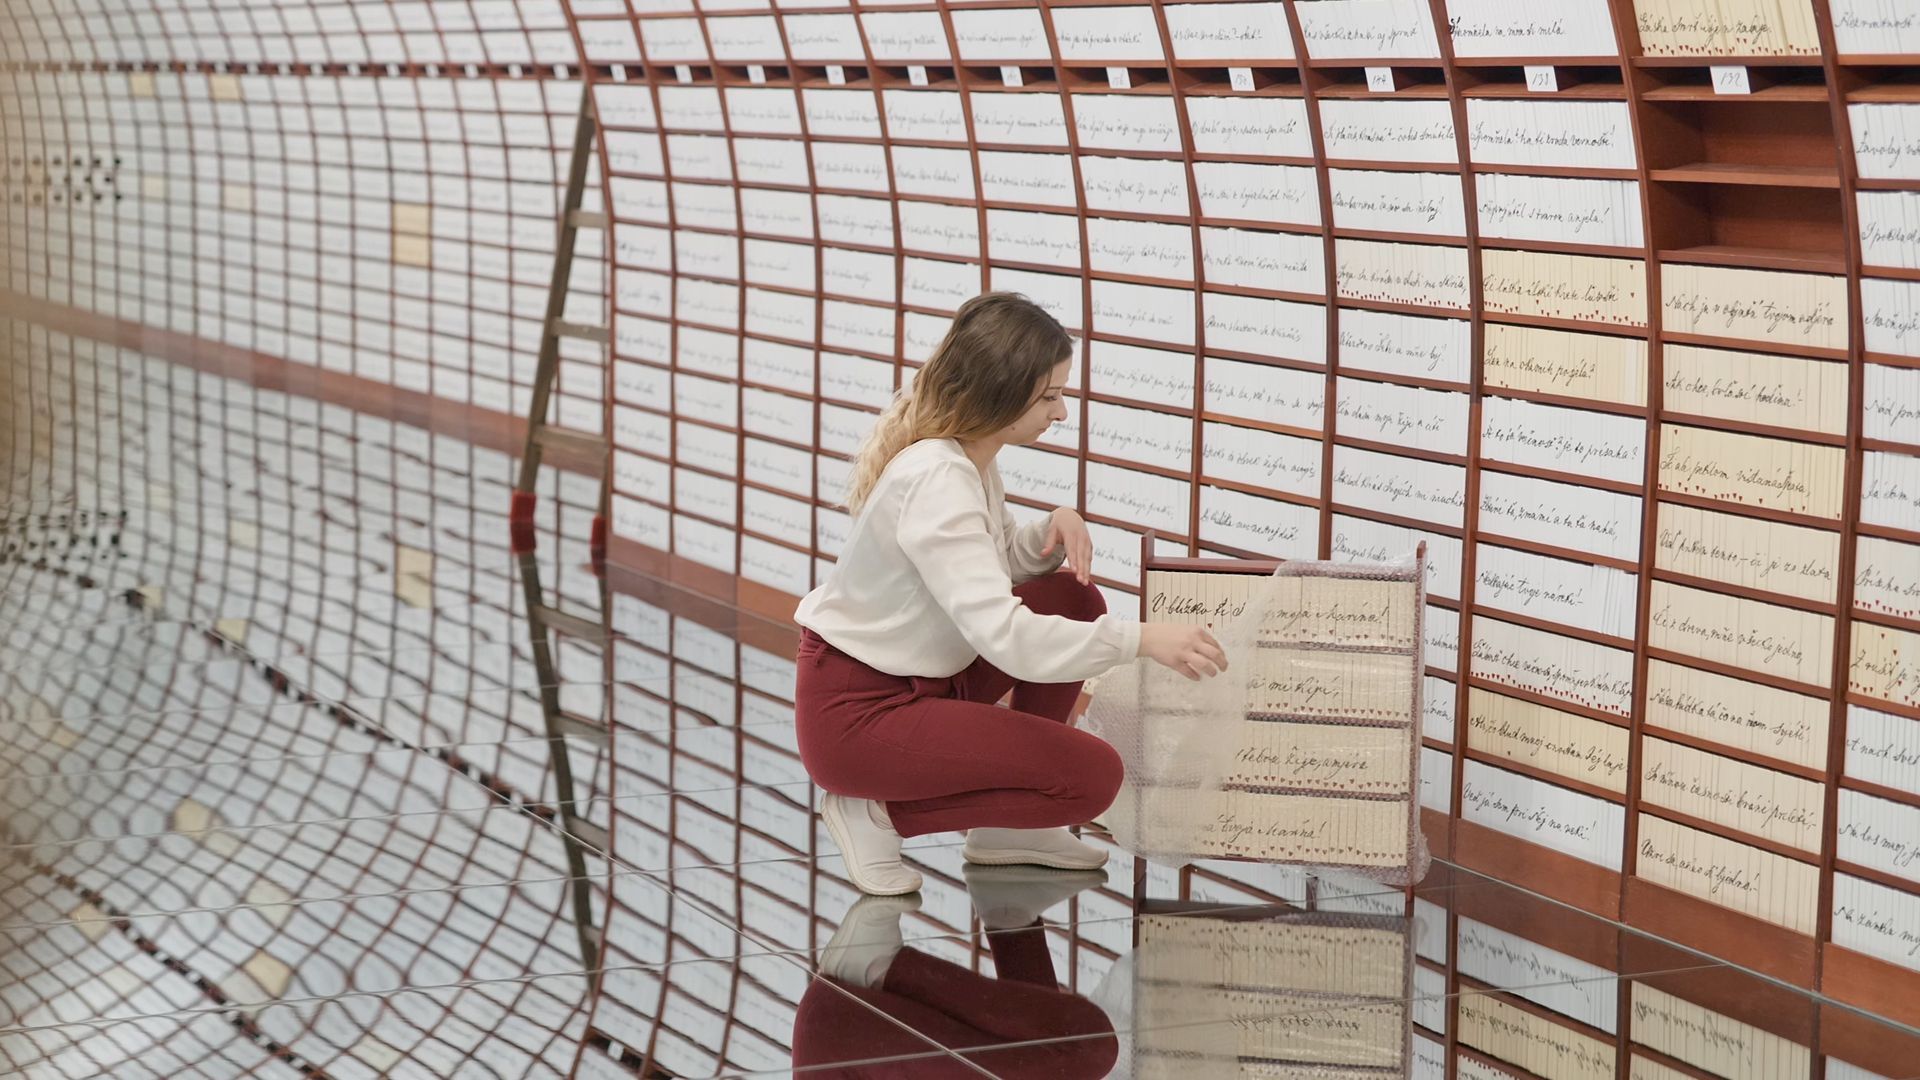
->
[999,358,1074,446]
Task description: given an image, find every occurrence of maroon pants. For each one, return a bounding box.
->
[791,924,1119,1078]
[795,572,1125,838]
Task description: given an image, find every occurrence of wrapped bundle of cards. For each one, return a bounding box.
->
[1084,541,1430,886]
[1091,908,1414,1080]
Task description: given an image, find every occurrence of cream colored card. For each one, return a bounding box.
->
[1225,719,1413,793]
[1472,617,1636,717]
[1138,916,1407,997]
[1654,502,1841,604]
[1640,738,1825,852]
[1643,659,1830,767]
[1337,239,1471,309]
[1657,423,1847,519]
[1662,344,1849,435]
[1646,580,1835,688]
[1457,993,1615,1080]
[1629,984,1812,1080]
[1632,0,1823,55]
[1467,689,1630,794]
[1138,787,1413,865]
[1661,264,1848,351]
[1482,324,1648,405]
[1250,647,1419,721]
[1482,250,1648,326]
[1137,988,1407,1065]
[1633,814,1820,934]
[1850,621,1920,709]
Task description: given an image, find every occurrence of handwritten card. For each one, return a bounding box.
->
[1088,217,1195,280]
[1663,264,1849,352]
[1051,6,1167,62]
[1461,758,1627,869]
[1199,484,1322,557]
[1337,239,1471,310]
[1165,2,1295,61]
[1863,277,1920,359]
[1295,0,1441,60]
[1340,309,1472,384]
[1857,190,1920,270]
[1483,250,1647,326]
[1204,291,1327,362]
[949,7,1051,60]
[1855,535,1920,623]
[1635,813,1819,933]
[1467,100,1637,170]
[1852,621,1920,711]
[1203,421,1321,497]
[1337,377,1470,456]
[1643,737,1824,852]
[1334,516,1463,600]
[884,89,969,144]
[1096,340,1198,408]
[782,12,865,61]
[1628,984,1811,1080]
[1632,0,1822,56]
[1831,872,1920,974]
[1472,616,1634,716]
[1481,395,1646,485]
[1319,100,1458,164]
[1862,449,1920,530]
[1482,324,1648,405]
[1468,688,1630,794]
[1655,502,1840,604]
[1075,93,1184,153]
[1475,542,1639,639]
[902,199,983,257]
[1658,423,1846,519]
[1447,0,1620,56]
[1850,103,1920,181]
[1201,226,1326,294]
[1192,161,1321,226]
[1477,173,1643,249]
[1333,445,1467,528]
[1458,915,1620,1033]
[1664,344,1848,435]
[1648,579,1834,687]
[858,11,950,62]
[970,91,1069,147]
[1186,96,1314,158]
[1330,168,1467,237]
[1205,356,1325,428]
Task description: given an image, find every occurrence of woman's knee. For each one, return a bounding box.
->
[1063,736,1124,818]
[1017,572,1107,622]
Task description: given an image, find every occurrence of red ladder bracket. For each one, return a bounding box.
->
[510,491,538,554]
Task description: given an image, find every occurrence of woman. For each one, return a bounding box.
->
[793,292,1229,896]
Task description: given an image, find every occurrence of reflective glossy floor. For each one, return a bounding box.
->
[7,330,1920,1078]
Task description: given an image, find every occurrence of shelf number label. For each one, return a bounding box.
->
[1000,65,1023,87]
[826,64,846,85]
[1229,67,1255,92]
[675,64,693,84]
[747,63,766,84]
[1711,65,1752,95]
[1107,66,1132,89]
[1525,65,1557,93]
[908,64,929,86]
[1365,66,1395,93]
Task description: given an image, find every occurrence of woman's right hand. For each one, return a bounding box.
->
[1138,623,1229,681]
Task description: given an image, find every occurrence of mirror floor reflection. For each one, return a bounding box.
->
[6,334,1919,1078]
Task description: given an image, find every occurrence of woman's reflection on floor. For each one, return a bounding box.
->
[795,865,1118,1077]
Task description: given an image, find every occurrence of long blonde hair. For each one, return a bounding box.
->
[844,292,1073,513]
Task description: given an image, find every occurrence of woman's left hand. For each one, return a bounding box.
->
[1041,508,1095,585]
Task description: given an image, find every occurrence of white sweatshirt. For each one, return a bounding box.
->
[794,438,1143,684]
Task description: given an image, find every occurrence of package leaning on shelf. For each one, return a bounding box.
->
[1083,533,1432,903]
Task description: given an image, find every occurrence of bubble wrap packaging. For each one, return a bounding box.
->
[1082,553,1432,887]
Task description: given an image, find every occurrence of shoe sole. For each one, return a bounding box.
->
[821,798,923,896]
[962,847,1110,871]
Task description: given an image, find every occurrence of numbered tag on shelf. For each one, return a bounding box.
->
[1107,66,1132,90]
[748,63,766,84]
[675,63,693,84]
[908,64,929,86]
[611,64,627,83]
[1365,66,1396,93]
[1229,66,1255,92]
[1000,64,1023,87]
[508,63,523,78]
[826,64,846,85]
[1524,65,1557,93]
[1711,65,1752,95]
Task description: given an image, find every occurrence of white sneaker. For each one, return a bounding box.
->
[819,893,920,987]
[820,792,923,896]
[964,863,1108,930]
[963,826,1110,870]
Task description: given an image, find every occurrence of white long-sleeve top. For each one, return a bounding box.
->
[794,438,1143,684]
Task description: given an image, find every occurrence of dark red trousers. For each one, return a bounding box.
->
[795,573,1125,838]
[791,924,1119,1078]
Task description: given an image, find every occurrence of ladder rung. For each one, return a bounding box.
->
[531,602,609,644]
[555,711,607,744]
[533,425,609,458]
[568,819,610,852]
[550,319,610,344]
[568,209,608,228]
